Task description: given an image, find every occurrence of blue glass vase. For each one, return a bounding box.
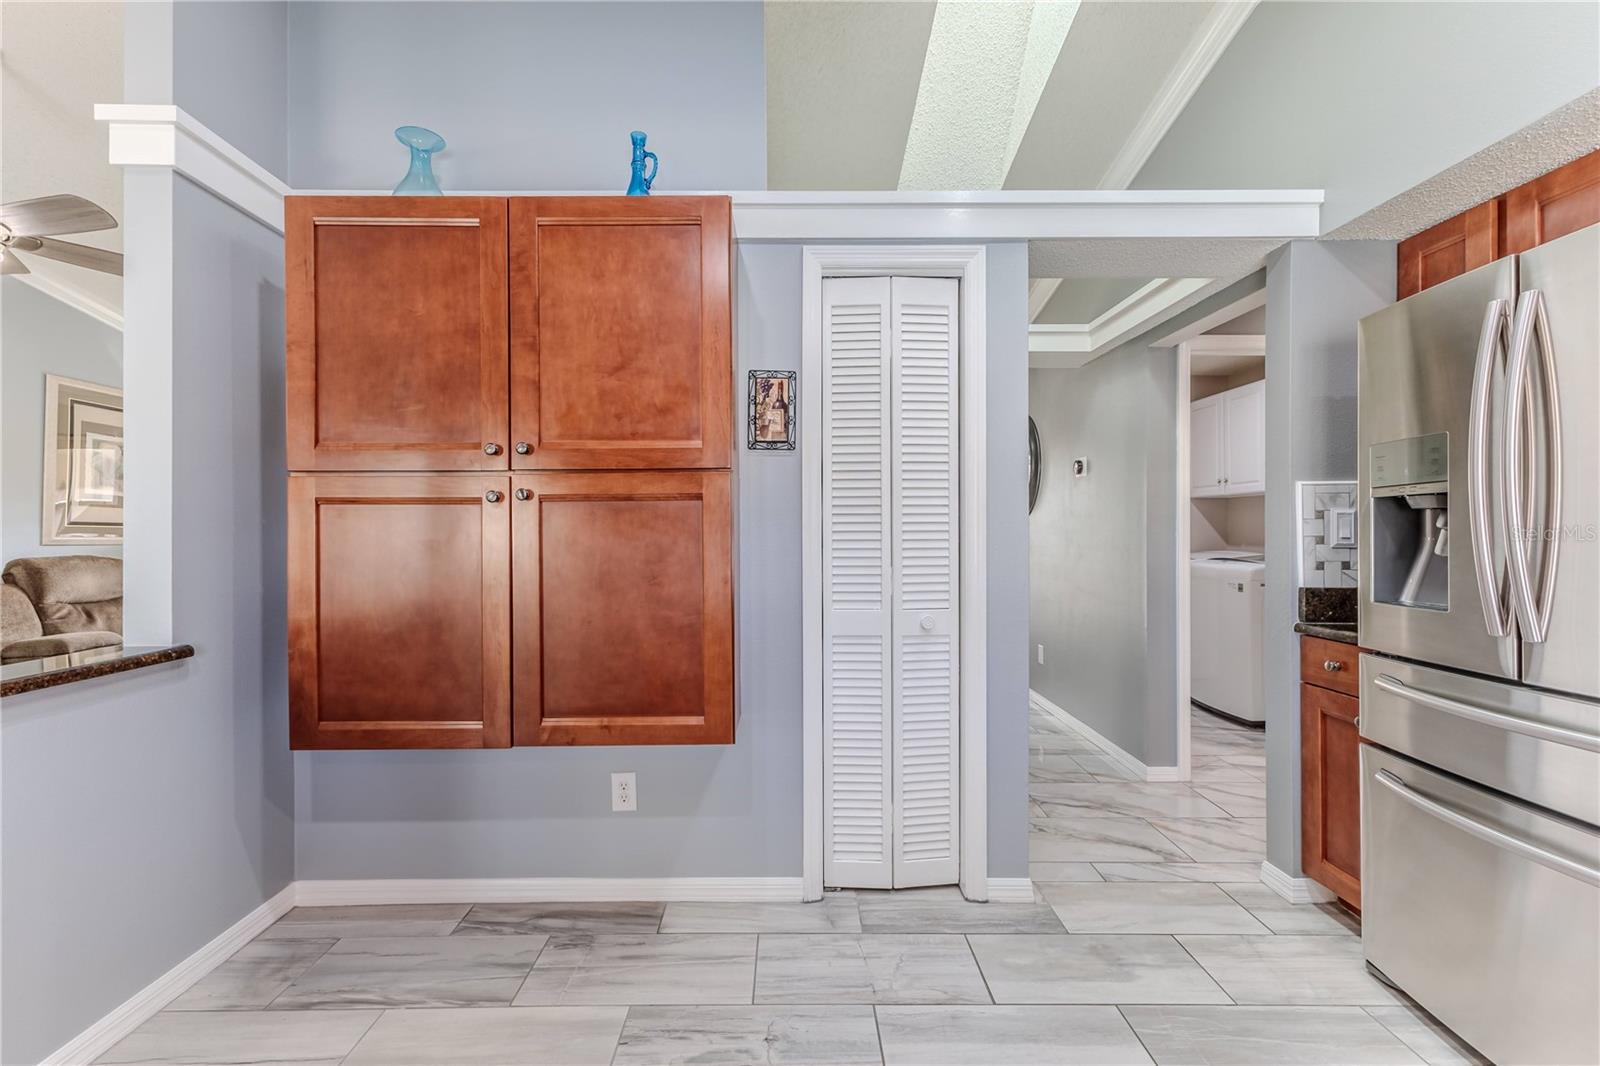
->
[393,126,445,195]
[626,130,658,196]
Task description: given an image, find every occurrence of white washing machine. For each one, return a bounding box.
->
[1191,552,1266,724]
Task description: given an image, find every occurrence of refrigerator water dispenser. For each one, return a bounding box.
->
[1370,433,1450,611]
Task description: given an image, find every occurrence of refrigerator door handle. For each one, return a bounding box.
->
[1372,672,1600,753]
[1468,297,1512,636]
[1504,289,1563,644]
[1373,769,1600,888]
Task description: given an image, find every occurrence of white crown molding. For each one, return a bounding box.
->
[96,104,291,233]
[1149,283,1266,348]
[1029,689,1186,783]
[293,877,807,906]
[1028,277,1063,322]
[40,884,296,1066]
[1260,861,1338,905]
[1098,0,1260,190]
[11,272,123,331]
[1029,276,1213,367]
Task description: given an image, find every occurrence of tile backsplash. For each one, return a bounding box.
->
[1298,480,1358,588]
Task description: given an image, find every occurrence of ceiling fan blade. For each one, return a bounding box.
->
[0,248,29,275]
[14,237,123,276]
[0,194,117,237]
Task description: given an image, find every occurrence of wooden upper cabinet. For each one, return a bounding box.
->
[513,471,733,745]
[286,197,509,471]
[509,197,731,469]
[289,475,512,749]
[1397,200,1501,300]
[1505,150,1600,253]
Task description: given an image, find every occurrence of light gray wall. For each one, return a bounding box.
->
[296,240,1032,881]
[285,1,766,191]
[173,0,289,179]
[1262,240,1394,875]
[1029,274,1265,767]
[1,277,123,562]
[0,176,295,1065]
[1134,1,1600,231]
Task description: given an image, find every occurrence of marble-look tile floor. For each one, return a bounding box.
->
[96,708,1487,1065]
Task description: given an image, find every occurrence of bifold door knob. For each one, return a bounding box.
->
[515,488,532,501]
[919,616,936,632]
[484,490,504,503]
[514,442,532,455]
[483,442,502,456]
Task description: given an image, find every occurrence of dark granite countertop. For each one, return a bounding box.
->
[1294,622,1359,646]
[1,644,194,698]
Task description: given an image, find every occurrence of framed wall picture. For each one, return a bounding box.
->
[748,370,797,451]
[42,374,124,544]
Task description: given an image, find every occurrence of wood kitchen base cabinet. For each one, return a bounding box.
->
[1300,635,1362,908]
[513,471,733,746]
[289,475,512,749]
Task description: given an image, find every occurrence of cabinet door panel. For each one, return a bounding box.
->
[510,197,731,469]
[1396,201,1501,299]
[1190,395,1223,496]
[289,475,511,748]
[1505,150,1600,253]
[1222,381,1265,495]
[1301,680,1361,908]
[514,471,733,744]
[286,198,509,470]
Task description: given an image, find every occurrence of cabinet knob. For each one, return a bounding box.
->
[485,490,504,503]
[483,442,503,456]
[514,442,532,455]
[1323,659,1343,672]
[515,488,532,501]
[919,615,936,632]
[1216,478,1222,484]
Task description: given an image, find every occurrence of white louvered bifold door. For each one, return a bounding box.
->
[889,276,960,888]
[822,275,960,891]
[823,276,895,889]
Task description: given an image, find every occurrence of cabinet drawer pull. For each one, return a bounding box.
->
[484,490,504,503]
[515,488,532,501]
[483,442,502,456]
[1323,659,1344,672]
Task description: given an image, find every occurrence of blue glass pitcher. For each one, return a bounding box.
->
[626,130,658,196]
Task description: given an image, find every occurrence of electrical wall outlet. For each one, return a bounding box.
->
[1036,643,1045,665]
[611,772,637,812]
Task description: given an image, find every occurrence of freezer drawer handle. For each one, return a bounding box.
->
[1373,673,1600,754]
[1374,769,1600,888]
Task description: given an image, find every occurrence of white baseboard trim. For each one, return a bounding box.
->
[1259,861,1337,904]
[41,883,296,1066]
[986,877,1039,903]
[293,877,807,906]
[1030,689,1186,783]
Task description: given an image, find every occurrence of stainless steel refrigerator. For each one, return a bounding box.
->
[1357,222,1599,1066]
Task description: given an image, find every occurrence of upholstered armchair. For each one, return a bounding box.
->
[1,556,122,663]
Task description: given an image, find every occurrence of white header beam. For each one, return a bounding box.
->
[98,104,1323,244]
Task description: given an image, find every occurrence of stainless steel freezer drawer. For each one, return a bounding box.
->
[1362,743,1599,1066]
[1360,653,1600,826]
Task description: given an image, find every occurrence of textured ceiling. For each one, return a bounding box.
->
[0,0,124,317]
[1028,238,1283,280]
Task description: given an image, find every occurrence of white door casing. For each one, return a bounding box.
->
[801,244,988,903]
